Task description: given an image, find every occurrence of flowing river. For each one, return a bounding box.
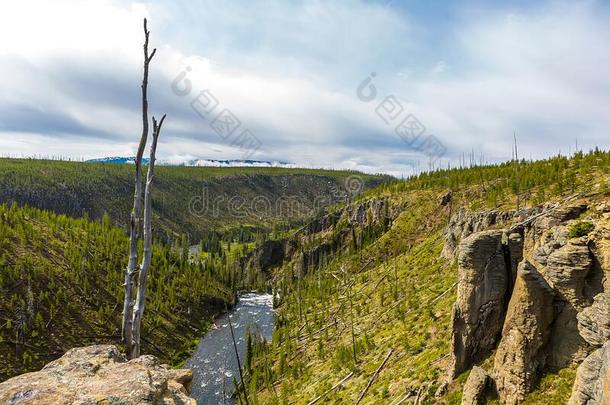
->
[186,293,275,404]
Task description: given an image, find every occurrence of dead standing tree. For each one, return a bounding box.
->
[122,18,166,359]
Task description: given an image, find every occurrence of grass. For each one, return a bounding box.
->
[524,367,578,404]
[568,221,595,238]
[243,188,458,404]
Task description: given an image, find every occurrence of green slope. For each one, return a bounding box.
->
[241,149,610,404]
[0,203,233,380]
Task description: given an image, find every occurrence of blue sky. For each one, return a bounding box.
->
[1,0,609,176]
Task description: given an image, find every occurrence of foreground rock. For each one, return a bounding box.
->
[0,345,195,405]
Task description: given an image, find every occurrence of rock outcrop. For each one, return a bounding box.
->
[577,292,610,346]
[449,230,510,377]
[240,196,399,275]
[0,345,195,405]
[461,366,491,405]
[493,262,555,404]
[442,209,514,259]
[569,340,610,405]
[570,292,610,404]
[449,199,610,403]
[541,240,593,308]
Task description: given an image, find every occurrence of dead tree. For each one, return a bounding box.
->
[514,132,520,211]
[122,18,165,359]
[131,115,165,357]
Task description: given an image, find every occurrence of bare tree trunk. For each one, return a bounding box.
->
[514,132,520,211]
[122,17,160,359]
[226,302,250,405]
[131,115,165,358]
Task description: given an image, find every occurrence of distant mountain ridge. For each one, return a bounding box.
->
[0,157,387,241]
[87,156,296,168]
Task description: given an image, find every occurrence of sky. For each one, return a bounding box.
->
[1,0,609,177]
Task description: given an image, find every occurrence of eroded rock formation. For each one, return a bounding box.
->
[577,292,610,346]
[0,345,195,405]
[449,230,510,377]
[240,196,400,275]
[493,262,555,403]
[448,199,610,404]
[569,341,610,405]
[442,209,514,259]
[461,366,491,405]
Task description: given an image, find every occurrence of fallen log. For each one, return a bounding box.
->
[355,348,394,404]
[307,371,354,405]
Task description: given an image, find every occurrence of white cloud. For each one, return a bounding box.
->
[0,0,609,177]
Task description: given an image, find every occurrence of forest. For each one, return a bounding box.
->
[0,158,388,241]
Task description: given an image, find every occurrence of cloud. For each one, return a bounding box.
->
[0,0,609,177]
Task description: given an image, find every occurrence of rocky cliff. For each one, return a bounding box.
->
[238,196,402,276]
[0,345,195,404]
[447,198,610,404]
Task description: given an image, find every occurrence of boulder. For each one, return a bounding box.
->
[449,230,509,377]
[569,340,610,405]
[577,292,610,346]
[0,345,195,405]
[461,366,491,405]
[493,262,555,404]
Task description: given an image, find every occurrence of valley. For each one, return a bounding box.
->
[2,2,609,404]
[1,151,609,404]
[0,161,386,380]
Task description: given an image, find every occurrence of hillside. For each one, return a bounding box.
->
[0,158,388,241]
[238,150,610,404]
[0,203,234,380]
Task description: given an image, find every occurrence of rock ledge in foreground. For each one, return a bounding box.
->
[0,345,195,405]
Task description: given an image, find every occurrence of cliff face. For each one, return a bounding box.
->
[0,345,195,405]
[447,199,610,404]
[238,197,402,275]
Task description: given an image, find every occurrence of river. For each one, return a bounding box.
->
[186,293,275,404]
